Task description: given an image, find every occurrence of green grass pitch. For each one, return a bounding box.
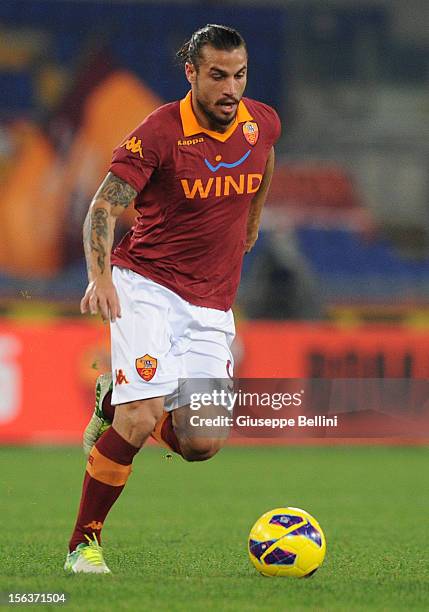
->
[1,445,428,611]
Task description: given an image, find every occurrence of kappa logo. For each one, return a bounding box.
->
[84,521,103,530]
[135,354,158,382]
[115,369,129,385]
[178,137,204,146]
[121,136,144,159]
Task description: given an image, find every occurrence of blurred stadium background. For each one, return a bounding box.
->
[0,0,428,443]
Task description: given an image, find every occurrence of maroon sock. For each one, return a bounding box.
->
[160,413,182,455]
[102,389,115,421]
[69,427,139,552]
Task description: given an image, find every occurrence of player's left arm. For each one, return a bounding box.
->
[245,147,275,253]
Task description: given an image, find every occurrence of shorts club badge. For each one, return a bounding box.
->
[242,121,259,146]
[136,354,158,382]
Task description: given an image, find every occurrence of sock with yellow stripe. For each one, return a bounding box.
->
[68,427,139,552]
[151,411,182,456]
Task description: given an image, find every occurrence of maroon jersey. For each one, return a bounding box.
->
[110,91,281,310]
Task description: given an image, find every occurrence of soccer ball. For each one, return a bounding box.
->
[248,507,326,577]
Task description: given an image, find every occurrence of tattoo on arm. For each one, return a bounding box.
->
[83,173,136,278]
[91,208,109,274]
[96,172,137,210]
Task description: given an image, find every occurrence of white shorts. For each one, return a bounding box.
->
[110,266,235,411]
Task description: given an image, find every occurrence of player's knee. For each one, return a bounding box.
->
[180,438,223,462]
[113,398,163,446]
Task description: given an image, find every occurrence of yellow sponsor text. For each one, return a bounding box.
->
[181,174,263,199]
[178,137,204,146]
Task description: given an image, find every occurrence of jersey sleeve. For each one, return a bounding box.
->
[109,115,162,193]
[270,107,282,146]
[253,101,282,148]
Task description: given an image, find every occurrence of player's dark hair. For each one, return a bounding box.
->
[176,24,247,69]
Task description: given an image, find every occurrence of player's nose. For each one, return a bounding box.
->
[223,77,238,99]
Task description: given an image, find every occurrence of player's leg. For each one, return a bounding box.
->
[83,374,184,457]
[82,382,231,464]
[151,409,183,455]
[162,298,236,462]
[82,269,186,458]
[172,402,229,461]
[66,267,179,573]
[65,396,164,574]
[81,273,236,462]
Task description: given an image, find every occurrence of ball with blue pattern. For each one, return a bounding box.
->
[248,506,326,577]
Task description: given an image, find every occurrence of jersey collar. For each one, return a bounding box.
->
[180,91,253,142]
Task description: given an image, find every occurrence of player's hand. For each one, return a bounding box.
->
[80,278,121,323]
[244,225,259,253]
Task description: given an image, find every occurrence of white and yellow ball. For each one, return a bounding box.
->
[248,507,326,577]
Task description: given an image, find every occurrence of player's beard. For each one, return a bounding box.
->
[195,95,238,130]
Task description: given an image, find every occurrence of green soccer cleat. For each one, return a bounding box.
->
[83,373,113,457]
[64,535,111,574]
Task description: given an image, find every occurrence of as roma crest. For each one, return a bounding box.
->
[135,354,157,382]
[242,121,259,146]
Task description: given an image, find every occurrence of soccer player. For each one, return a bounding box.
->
[64,24,281,574]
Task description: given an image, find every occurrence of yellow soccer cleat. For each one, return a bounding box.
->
[64,535,111,574]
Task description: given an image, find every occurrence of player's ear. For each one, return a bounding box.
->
[185,62,197,84]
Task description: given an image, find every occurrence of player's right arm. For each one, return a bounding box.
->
[80,172,137,322]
